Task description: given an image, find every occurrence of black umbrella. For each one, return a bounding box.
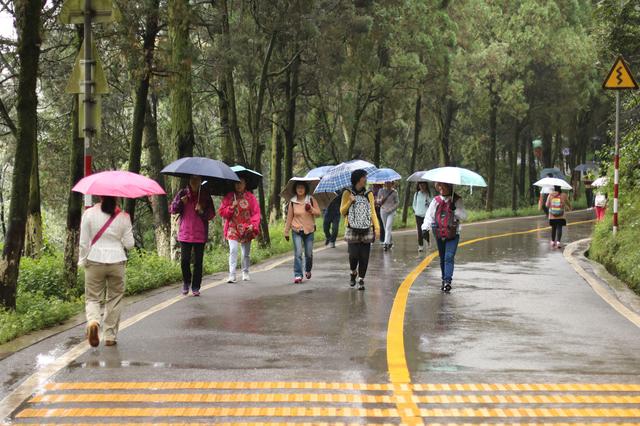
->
[161,157,239,196]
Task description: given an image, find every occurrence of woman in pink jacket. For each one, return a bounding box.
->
[170,175,215,296]
[219,178,261,283]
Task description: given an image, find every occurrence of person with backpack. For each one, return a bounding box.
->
[284,181,322,283]
[79,196,134,347]
[421,182,467,293]
[546,185,571,248]
[377,181,399,251]
[323,191,342,248]
[219,177,262,283]
[340,169,380,291]
[170,175,216,297]
[594,191,608,221]
[413,182,431,252]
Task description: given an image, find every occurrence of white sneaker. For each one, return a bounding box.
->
[418,245,424,252]
[242,272,250,281]
[227,274,237,283]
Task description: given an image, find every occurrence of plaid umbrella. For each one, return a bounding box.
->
[314,160,377,194]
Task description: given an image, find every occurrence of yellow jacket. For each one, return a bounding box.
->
[340,189,380,235]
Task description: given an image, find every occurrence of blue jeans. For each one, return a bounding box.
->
[434,232,460,283]
[292,231,314,277]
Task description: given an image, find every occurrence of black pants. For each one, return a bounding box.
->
[348,242,371,279]
[323,213,340,244]
[416,215,429,246]
[375,206,385,242]
[550,219,566,243]
[180,242,205,292]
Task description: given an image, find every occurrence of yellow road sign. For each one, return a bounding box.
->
[603,56,639,90]
[59,0,120,25]
[65,38,109,95]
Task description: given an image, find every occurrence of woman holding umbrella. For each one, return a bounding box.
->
[546,185,572,248]
[74,170,165,347]
[283,179,322,283]
[219,177,262,283]
[413,181,431,252]
[170,175,216,297]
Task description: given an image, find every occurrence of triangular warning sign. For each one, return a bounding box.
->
[65,38,109,95]
[603,56,639,90]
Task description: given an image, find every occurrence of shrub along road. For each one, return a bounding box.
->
[2,210,639,424]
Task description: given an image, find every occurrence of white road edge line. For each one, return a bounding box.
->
[0,209,591,422]
[564,238,640,329]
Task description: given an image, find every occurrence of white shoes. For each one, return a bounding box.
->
[242,272,251,281]
[227,274,237,283]
[418,245,424,252]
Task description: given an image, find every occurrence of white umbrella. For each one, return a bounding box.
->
[406,171,430,182]
[420,167,488,187]
[592,177,609,188]
[281,177,336,209]
[533,177,572,190]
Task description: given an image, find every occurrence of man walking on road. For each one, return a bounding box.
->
[323,191,342,248]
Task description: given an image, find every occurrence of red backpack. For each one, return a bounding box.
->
[434,195,459,240]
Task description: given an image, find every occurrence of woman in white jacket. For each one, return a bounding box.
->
[79,196,134,347]
[421,182,467,292]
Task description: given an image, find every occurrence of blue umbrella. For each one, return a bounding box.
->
[305,165,335,179]
[367,168,402,184]
[314,160,377,193]
[540,168,564,179]
[574,162,598,173]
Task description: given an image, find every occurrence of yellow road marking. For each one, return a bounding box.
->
[33,424,640,426]
[412,383,640,392]
[16,407,400,418]
[415,407,640,417]
[384,219,596,425]
[29,392,640,405]
[44,381,397,391]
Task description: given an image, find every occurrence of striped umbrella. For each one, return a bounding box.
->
[314,160,377,193]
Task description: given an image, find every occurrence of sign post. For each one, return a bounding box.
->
[602,55,638,234]
[61,0,117,207]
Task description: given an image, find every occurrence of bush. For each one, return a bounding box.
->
[17,253,70,300]
[125,250,182,295]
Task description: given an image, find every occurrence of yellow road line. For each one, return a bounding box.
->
[44,381,396,391]
[16,407,400,418]
[30,392,640,405]
[34,423,397,426]
[411,383,640,392]
[384,219,596,425]
[416,407,640,417]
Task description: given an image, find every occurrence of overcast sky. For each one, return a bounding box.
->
[0,10,16,40]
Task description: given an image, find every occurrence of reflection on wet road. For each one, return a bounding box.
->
[6,210,640,424]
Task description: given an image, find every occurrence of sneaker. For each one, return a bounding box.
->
[242,272,250,281]
[357,279,365,291]
[349,272,357,287]
[556,242,562,249]
[182,286,189,296]
[305,272,312,280]
[418,245,424,252]
[550,241,556,247]
[192,290,200,297]
[330,242,336,248]
[383,244,389,252]
[325,240,330,246]
[86,321,100,348]
[294,277,303,284]
[442,282,452,293]
[227,274,237,283]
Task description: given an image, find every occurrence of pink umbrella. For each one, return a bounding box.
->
[72,171,166,198]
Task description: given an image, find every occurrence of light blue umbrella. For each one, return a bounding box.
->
[305,165,335,179]
[367,168,402,184]
[315,160,377,193]
[420,167,487,187]
[540,168,564,179]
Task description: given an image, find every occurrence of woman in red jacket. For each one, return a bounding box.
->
[219,178,262,283]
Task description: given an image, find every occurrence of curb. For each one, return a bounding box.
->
[564,238,640,328]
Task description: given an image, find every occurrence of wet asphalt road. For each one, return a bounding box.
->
[3,210,640,424]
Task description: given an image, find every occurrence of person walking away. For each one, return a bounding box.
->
[594,191,608,221]
[79,196,134,347]
[170,175,216,297]
[538,173,554,215]
[377,181,399,251]
[284,182,322,283]
[422,182,467,293]
[341,170,380,291]
[372,183,385,244]
[413,182,431,252]
[219,178,262,283]
[546,185,571,248]
[323,191,342,248]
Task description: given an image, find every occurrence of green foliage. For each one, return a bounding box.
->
[17,254,69,300]
[125,250,182,295]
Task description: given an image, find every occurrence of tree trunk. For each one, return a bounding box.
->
[373,103,383,167]
[402,92,421,226]
[24,136,42,257]
[0,0,42,309]
[217,76,235,164]
[518,129,526,202]
[528,132,536,204]
[438,100,456,166]
[250,32,277,168]
[511,122,522,211]
[542,129,553,168]
[269,113,283,221]
[283,54,300,183]
[485,85,498,211]
[144,97,171,258]
[125,0,160,222]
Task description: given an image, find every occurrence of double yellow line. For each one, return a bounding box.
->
[386,219,596,424]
